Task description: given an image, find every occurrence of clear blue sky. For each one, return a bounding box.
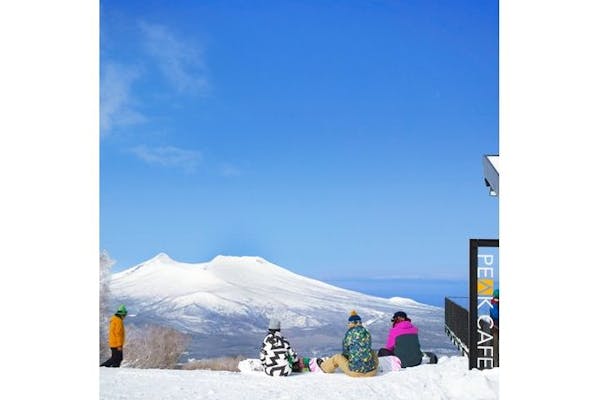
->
[100,0,498,280]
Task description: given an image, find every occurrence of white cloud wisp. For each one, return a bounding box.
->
[138,21,209,94]
[131,145,202,173]
[100,63,146,136]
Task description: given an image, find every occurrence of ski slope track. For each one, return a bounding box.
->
[111,253,460,359]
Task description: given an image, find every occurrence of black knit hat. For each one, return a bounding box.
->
[392,311,409,322]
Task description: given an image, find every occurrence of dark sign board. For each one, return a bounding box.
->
[469,239,499,370]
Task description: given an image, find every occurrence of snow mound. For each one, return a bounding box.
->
[100,356,499,400]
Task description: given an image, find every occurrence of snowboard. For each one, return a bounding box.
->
[421,351,438,364]
[377,355,403,372]
[237,358,264,373]
[238,357,323,373]
[377,352,438,372]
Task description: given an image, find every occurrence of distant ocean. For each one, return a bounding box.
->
[323,278,469,307]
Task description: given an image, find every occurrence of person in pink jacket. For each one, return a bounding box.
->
[378,311,419,357]
[378,311,438,367]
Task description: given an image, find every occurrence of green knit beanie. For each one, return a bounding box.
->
[116,304,128,316]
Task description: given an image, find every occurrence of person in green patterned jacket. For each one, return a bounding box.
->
[318,310,378,377]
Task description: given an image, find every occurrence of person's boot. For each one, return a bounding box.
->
[308,358,325,372]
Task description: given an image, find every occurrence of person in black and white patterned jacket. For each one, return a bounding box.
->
[259,319,299,376]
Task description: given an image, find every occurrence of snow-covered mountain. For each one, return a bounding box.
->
[111,253,459,359]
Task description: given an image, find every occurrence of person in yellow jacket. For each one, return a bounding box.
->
[100,305,127,367]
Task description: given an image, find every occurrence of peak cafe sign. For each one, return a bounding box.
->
[469,239,499,370]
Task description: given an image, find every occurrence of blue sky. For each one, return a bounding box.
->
[100,0,498,280]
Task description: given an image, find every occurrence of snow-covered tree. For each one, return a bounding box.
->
[99,250,115,361]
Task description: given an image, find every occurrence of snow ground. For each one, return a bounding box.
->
[100,356,498,400]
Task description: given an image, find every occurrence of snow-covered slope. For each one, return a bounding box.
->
[100,356,499,400]
[111,254,459,359]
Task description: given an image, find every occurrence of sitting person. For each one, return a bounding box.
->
[318,310,378,377]
[378,311,428,368]
[259,318,299,376]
